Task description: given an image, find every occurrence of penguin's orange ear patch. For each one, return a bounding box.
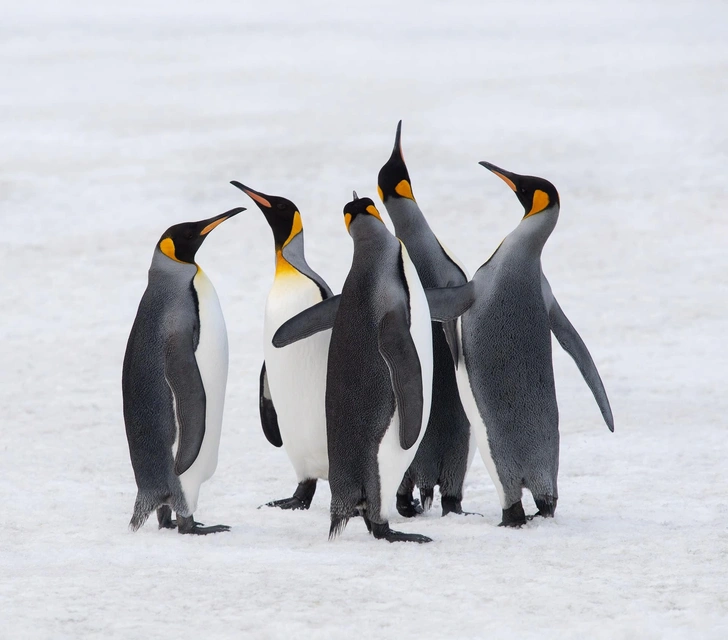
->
[377,185,384,203]
[283,211,303,247]
[160,238,183,262]
[366,205,383,220]
[394,180,414,200]
[344,213,352,230]
[526,189,550,217]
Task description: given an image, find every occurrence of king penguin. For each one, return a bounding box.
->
[274,194,473,542]
[122,207,243,534]
[378,121,476,517]
[457,162,615,527]
[231,181,332,510]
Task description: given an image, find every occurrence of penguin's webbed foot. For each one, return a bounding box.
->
[156,505,177,529]
[263,497,310,510]
[177,515,230,535]
[396,492,424,518]
[369,520,432,544]
[533,496,557,518]
[440,497,483,517]
[262,479,317,511]
[499,501,527,528]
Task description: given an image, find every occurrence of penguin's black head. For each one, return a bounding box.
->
[377,120,415,204]
[230,181,302,249]
[479,161,560,218]
[158,207,244,264]
[343,191,384,233]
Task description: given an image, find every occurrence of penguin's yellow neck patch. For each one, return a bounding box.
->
[159,238,184,263]
[525,189,550,217]
[275,250,298,278]
[377,185,384,202]
[283,211,303,248]
[394,180,414,200]
[344,213,352,231]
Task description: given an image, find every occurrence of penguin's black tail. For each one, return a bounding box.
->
[328,515,350,540]
[329,492,364,540]
[129,491,161,531]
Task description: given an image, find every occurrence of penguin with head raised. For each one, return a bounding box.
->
[123,207,243,534]
[457,162,614,526]
[231,181,332,510]
[274,193,474,542]
[378,121,476,518]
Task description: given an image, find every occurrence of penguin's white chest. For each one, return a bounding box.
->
[264,270,330,480]
[178,268,229,511]
[376,247,433,520]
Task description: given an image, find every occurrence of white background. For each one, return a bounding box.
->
[2,1,727,637]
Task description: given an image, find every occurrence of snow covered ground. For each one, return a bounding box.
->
[2,0,727,637]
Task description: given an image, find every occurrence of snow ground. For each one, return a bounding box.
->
[2,0,728,637]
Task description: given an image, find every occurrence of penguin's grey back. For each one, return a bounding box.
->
[326,222,404,520]
[122,253,199,493]
[463,245,559,503]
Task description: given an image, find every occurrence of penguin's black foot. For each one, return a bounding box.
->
[441,496,483,517]
[396,492,424,518]
[534,496,557,518]
[262,479,317,511]
[499,501,527,528]
[370,520,432,544]
[177,515,230,535]
[156,505,176,530]
[263,497,310,510]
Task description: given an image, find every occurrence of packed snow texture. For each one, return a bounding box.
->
[2,1,727,637]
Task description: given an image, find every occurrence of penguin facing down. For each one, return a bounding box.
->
[231,181,332,510]
[457,163,614,527]
[123,207,243,534]
[378,121,476,518]
[273,194,475,543]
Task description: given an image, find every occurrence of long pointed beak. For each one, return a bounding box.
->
[230,181,272,209]
[199,207,245,236]
[479,161,518,192]
[392,119,403,159]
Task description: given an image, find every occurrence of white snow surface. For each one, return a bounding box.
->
[2,1,728,637]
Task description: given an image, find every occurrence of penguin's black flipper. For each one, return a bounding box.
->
[164,334,207,476]
[259,362,283,447]
[424,281,475,322]
[541,274,614,432]
[377,307,424,450]
[272,295,341,348]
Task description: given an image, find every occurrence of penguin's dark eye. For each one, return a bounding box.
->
[520,186,528,195]
[277,202,286,211]
[184,230,194,240]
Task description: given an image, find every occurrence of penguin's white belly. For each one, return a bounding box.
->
[455,319,507,508]
[264,271,330,481]
[376,247,433,521]
[178,268,229,512]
